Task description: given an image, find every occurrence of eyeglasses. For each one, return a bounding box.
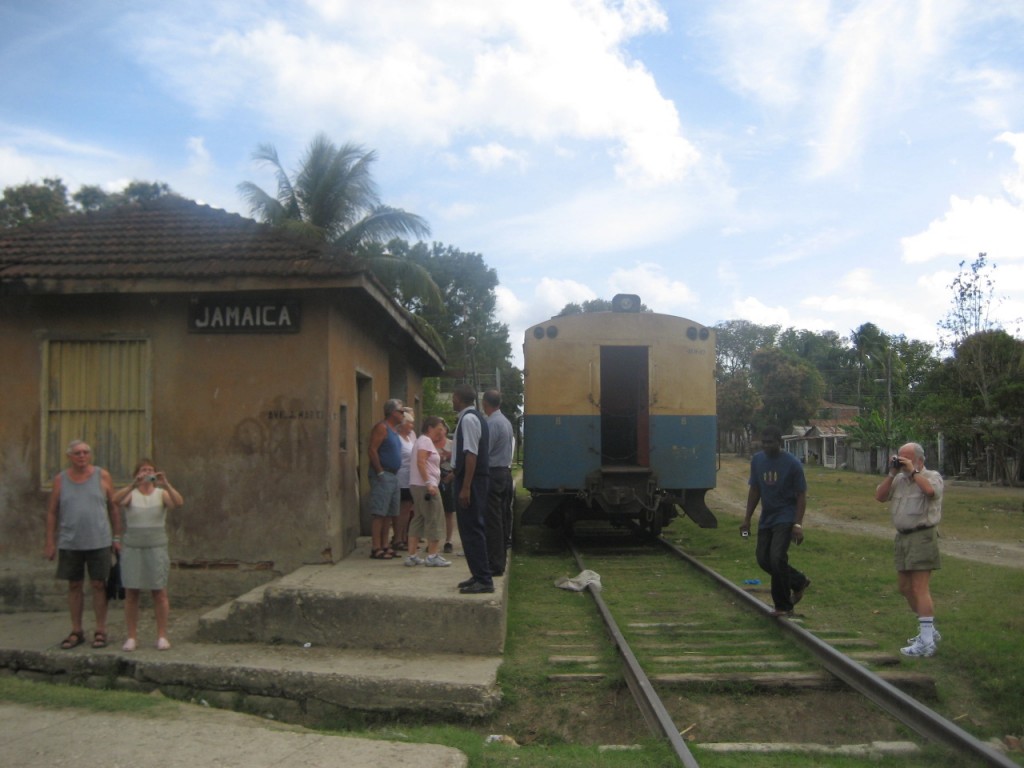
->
[71,450,92,455]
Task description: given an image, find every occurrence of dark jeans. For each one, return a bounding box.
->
[755,523,808,612]
[487,468,512,574]
[455,474,492,586]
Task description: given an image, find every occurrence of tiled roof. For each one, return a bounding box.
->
[0,196,359,283]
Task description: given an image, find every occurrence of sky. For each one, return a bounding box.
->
[3,0,1024,368]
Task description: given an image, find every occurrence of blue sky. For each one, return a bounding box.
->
[3,0,1023,367]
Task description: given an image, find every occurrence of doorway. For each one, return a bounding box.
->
[599,346,649,467]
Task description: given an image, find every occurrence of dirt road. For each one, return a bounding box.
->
[707,457,1024,570]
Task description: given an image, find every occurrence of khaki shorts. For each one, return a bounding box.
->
[894,527,941,572]
[408,488,446,542]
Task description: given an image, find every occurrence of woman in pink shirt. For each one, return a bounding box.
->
[404,416,451,567]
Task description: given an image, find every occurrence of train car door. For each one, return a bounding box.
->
[599,346,650,467]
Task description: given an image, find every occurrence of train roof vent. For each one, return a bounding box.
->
[611,293,641,312]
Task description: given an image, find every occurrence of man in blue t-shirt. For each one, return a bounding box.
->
[741,425,811,616]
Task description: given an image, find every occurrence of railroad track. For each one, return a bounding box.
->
[560,526,1015,768]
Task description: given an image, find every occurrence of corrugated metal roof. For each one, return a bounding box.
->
[0,196,358,282]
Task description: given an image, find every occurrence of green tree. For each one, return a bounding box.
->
[937,253,1001,350]
[238,134,439,308]
[717,370,762,452]
[71,180,175,211]
[556,298,651,316]
[238,136,425,242]
[387,239,523,418]
[850,322,887,408]
[714,320,780,375]
[750,347,824,432]
[0,178,70,228]
[778,327,856,404]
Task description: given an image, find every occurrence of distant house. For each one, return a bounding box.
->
[785,401,859,468]
[0,197,443,602]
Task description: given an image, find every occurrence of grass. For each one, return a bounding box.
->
[3,457,1022,767]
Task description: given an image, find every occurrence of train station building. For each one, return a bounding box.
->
[0,197,444,607]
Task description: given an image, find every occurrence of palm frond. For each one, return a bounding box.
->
[353,248,443,310]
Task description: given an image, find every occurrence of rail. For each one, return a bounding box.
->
[567,539,700,768]
[657,535,1017,768]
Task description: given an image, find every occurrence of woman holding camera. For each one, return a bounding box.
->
[112,460,184,651]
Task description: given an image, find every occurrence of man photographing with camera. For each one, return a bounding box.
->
[875,442,944,657]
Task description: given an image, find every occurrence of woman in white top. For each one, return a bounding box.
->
[404,416,451,567]
[112,459,183,651]
[392,408,417,551]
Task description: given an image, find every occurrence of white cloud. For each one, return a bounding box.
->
[607,262,696,313]
[900,195,1024,264]
[997,131,1024,201]
[496,276,599,367]
[730,296,794,327]
[185,136,212,176]
[707,0,969,176]
[0,125,124,188]
[468,142,527,173]
[131,0,695,186]
[901,132,1024,265]
[534,277,596,316]
[707,0,830,107]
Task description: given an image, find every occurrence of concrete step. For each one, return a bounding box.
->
[0,535,509,721]
[0,604,504,720]
[197,538,507,656]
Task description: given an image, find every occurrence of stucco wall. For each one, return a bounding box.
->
[0,289,426,605]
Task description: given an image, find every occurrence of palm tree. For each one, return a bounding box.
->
[850,322,885,407]
[238,134,441,308]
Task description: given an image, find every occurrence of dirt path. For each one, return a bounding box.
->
[707,460,1024,570]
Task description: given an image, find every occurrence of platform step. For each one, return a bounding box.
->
[198,541,507,656]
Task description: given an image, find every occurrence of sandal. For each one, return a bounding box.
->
[382,548,396,559]
[60,630,85,650]
[370,548,393,560]
[91,631,108,649]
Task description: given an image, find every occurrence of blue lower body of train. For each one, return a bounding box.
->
[522,413,718,531]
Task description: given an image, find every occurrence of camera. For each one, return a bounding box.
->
[890,456,901,469]
[146,474,158,482]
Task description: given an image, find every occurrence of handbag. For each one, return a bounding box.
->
[106,555,125,600]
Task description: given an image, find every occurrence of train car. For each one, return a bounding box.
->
[521,294,717,534]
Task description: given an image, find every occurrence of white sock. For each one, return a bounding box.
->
[919,617,935,644]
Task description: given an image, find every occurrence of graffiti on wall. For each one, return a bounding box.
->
[231,396,322,471]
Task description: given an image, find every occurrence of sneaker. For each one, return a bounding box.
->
[907,629,942,644]
[900,638,936,658]
[156,637,171,651]
[425,554,451,567]
[403,555,424,567]
[443,542,453,554]
[122,638,137,652]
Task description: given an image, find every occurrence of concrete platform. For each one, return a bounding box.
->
[0,537,508,722]
[199,537,507,656]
